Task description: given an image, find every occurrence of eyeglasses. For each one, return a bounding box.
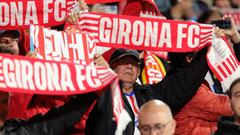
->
[0,37,19,44]
[138,120,172,135]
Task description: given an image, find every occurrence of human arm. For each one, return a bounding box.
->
[2,93,97,135]
[149,47,209,115]
[185,84,233,121]
[220,15,240,61]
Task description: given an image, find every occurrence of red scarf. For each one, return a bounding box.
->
[77,13,213,52]
[0,0,76,29]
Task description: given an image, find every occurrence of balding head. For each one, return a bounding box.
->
[138,100,175,135]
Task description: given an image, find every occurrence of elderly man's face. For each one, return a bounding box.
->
[112,56,140,84]
[0,34,19,55]
[230,81,240,124]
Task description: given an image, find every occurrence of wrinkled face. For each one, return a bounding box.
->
[112,56,140,84]
[138,111,175,135]
[230,82,240,124]
[0,34,19,55]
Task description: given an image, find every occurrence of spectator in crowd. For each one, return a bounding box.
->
[213,78,240,135]
[85,45,209,135]
[162,0,193,20]
[138,100,176,135]
[0,30,21,55]
[198,9,240,93]
[120,0,171,84]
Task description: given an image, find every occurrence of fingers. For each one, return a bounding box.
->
[94,53,109,67]
[222,15,235,25]
[25,51,37,58]
[66,0,88,24]
[214,27,225,38]
[66,13,79,24]
[79,0,88,11]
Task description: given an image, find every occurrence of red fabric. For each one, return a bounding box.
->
[174,84,233,135]
[102,48,116,62]
[0,0,76,30]
[79,13,213,52]
[7,93,33,119]
[122,0,162,16]
[18,29,30,56]
[21,95,69,119]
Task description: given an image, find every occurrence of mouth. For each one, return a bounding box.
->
[123,71,133,75]
[0,46,15,54]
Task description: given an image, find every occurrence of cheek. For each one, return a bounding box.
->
[13,45,19,50]
[114,67,126,78]
[231,98,240,110]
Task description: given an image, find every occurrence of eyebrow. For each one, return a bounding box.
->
[233,91,240,96]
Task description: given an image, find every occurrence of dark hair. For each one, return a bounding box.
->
[212,0,217,6]
[170,0,178,6]
[228,78,240,97]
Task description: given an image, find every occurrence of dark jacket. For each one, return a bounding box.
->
[85,49,209,135]
[213,116,240,135]
[1,93,97,135]
[233,42,240,62]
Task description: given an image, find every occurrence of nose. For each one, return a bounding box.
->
[126,63,133,68]
[150,130,158,135]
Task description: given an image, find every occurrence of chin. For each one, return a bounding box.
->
[122,79,135,83]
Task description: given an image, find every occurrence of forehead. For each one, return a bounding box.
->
[120,55,138,60]
[140,111,167,125]
[0,33,15,39]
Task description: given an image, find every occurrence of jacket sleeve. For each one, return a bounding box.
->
[176,84,233,123]
[2,93,97,135]
[189,84,233,118]
[233,42,240,62]
[149,48,209,115]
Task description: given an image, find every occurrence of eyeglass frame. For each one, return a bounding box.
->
[138,119,173,135]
